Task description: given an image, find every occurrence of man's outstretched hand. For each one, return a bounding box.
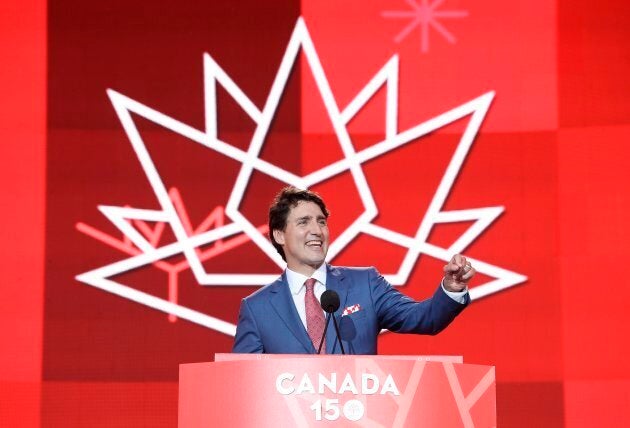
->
[443,254,475,292]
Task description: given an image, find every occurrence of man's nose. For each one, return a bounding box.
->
[308,221,323,235]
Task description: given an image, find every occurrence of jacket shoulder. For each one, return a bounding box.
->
[329,265,378,276]
[241,275,283,304]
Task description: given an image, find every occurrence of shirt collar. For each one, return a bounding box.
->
[286,263,328,295]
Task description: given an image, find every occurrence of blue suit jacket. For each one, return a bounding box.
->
[232,265,469,354]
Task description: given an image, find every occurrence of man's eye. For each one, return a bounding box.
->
[318,220,327,226]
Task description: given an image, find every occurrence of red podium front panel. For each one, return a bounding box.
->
[179,356,495,427]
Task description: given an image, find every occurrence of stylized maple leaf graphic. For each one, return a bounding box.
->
[76,17,526,335]
[76,188,268,324]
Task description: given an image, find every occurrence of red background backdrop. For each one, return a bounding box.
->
[1,0,629,426]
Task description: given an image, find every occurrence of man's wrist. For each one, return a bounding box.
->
[441,279,468,304]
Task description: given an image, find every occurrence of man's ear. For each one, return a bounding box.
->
[273,229,285,245]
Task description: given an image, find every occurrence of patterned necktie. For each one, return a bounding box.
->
[304,278,326,354]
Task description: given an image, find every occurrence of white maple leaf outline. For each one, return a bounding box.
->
[76,17,527,335]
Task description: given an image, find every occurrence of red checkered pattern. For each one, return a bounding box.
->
[342,304,361,316]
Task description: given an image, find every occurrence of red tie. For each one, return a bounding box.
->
[304,278,326,354]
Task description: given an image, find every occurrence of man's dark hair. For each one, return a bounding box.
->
[269,186,330,261]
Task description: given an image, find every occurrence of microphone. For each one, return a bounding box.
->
[321,290,340,313]
[317,290,346,355]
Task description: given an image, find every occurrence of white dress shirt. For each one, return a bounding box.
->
[285,263,327,329]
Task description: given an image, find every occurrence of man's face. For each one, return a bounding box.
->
[273,201,329,276]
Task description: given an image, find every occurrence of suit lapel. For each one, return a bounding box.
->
[269,272,314,353]
[325,265,349,354]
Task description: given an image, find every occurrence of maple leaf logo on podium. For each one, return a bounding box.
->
[76,17,526,335]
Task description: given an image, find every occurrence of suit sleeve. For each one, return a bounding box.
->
[369,268,469,335]
[232,298,264,353]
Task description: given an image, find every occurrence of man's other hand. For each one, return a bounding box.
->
[443,254,475,292]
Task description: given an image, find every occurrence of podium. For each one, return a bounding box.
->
[179,354,495,427]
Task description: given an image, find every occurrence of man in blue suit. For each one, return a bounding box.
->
[233,187,474,354]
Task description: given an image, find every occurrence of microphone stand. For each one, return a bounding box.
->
[317,311,345,355]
